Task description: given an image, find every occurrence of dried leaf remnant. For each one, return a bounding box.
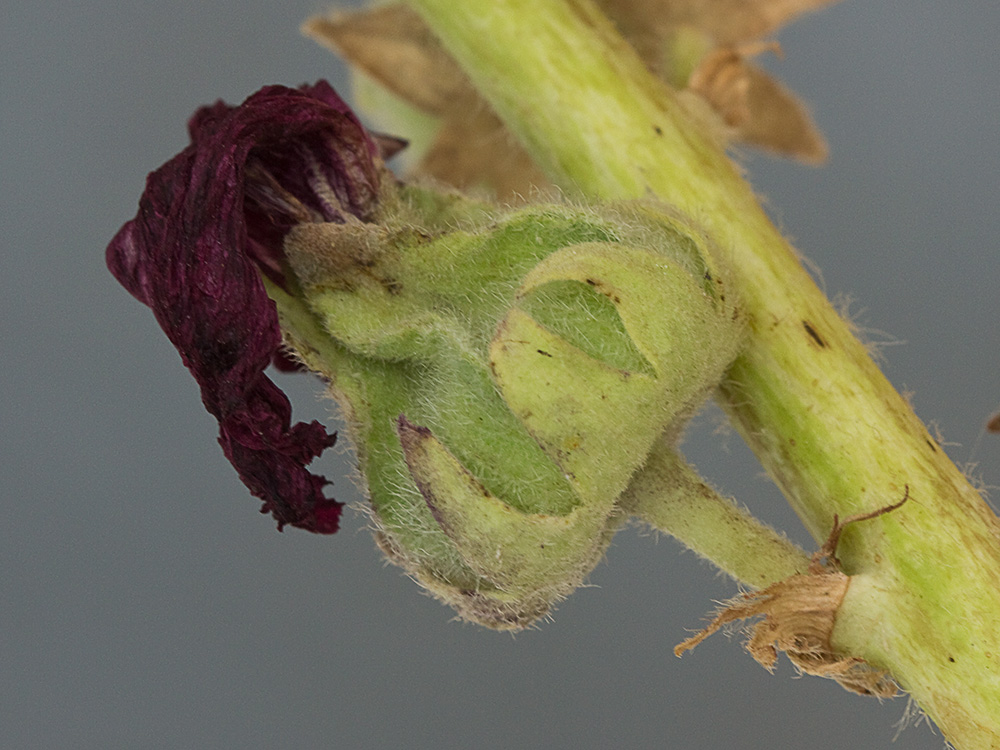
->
[304,0,837,197]
[675,488,910,697]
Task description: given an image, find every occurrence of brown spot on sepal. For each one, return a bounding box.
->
[675,488,910,697]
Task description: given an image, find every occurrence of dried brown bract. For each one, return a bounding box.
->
[675,489,909,697]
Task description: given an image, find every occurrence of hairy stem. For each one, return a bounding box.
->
[624,441,810,588]
[406,0,1000,746]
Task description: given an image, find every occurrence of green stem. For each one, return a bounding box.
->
[406,0,1000,746]
[624,441,810,588]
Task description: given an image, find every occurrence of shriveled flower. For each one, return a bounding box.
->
[107,80,747,629]
[304,0,835,198]
[106,81,395,533]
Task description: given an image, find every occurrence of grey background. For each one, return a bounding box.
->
[3,1,998,748]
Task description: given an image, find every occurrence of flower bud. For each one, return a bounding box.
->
[285,197,744,627]
[104,79,743,627]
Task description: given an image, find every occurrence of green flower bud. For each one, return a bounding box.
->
[282,192,743,628]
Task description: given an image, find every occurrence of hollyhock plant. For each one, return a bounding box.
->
[108,1,1000,747]
[390,1,1000,746]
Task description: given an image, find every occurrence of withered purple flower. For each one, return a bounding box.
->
[107,81,391,533]
[106,78,749,630]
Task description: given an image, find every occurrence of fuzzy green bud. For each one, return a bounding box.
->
[282,190,743,628]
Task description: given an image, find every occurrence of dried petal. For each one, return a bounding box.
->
[107,81,385,533]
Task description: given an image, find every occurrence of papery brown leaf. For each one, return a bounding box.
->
[689,45,827,162]
[688,47,756,128]
[419,93,550,199]
[602,0,841,46]
[306,0,838,194]
[303,6,469,116]
[305,5,546,198]
[736,61,828,162]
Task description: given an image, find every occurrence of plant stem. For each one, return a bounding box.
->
[405,0,1000,746]
[624,441,810,588]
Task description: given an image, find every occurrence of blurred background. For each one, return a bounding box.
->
[3,1,997,748]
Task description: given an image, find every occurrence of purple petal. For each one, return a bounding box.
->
[107,81,385,533]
